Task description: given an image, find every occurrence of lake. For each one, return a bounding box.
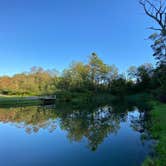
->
[0,101,154,166]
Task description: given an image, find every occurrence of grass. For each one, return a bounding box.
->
[142,101,166,166]
[0,96,41,107]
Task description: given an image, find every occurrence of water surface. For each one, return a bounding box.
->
[0,102,153,166]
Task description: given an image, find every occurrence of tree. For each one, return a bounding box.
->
[127,66,138,81]
[140,0,166,65]
[137,64,154,89]
[127,64,154,92]
[88,53,106,86]
[61,62,90,91]
[88,53,118,91]
[0,67,57,96]
[140,0,166,101]
[110,74,128,96]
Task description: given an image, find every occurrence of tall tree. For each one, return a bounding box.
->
[140,0,166,65]
[88,53,105,85]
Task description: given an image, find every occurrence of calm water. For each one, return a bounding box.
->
[0,102,153,166]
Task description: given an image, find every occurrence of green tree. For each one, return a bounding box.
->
[128,64,153,92]
[88,53,106,86]
[88,53,118,91]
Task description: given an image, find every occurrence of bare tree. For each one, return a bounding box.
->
[140,0,166,65]
[140,0,166,33]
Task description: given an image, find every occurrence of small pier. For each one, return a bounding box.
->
[40,96,56,105]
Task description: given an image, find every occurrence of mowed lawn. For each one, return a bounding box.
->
[0,95,41,106]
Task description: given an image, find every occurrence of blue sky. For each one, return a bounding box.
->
[0,0,156,76]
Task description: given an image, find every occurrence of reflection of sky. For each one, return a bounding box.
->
[127,107,141,121]
[0,106,153,166]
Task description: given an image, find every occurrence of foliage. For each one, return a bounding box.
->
[0,53,120,96]
[142,101,166,166]
[0,67,58,96]
[149,32,166,66]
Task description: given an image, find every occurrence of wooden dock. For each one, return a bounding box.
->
[40,96,56,105]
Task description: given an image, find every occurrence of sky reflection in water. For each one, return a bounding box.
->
[0,103,153,166]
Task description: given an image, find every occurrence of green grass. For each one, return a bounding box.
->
[0,96,41,107]
[143,101,166,166]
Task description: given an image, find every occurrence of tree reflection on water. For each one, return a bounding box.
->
[0,99,150,151]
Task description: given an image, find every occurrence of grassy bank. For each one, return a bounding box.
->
[143,101,166,166]
[0,96,41,107]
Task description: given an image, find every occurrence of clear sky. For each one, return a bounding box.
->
[0,0,156,76]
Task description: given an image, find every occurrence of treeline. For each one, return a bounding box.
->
[0,67,59,95]
[0,53,165,102]
[0,53,119,95]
